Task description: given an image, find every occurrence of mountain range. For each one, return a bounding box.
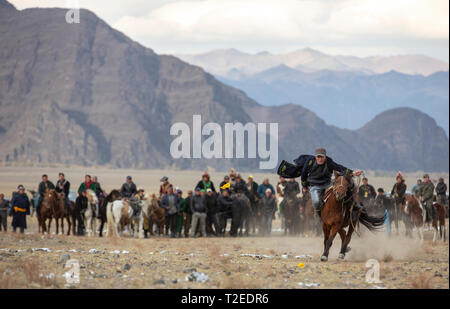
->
[178,49,449,134]
[0,0,448,172]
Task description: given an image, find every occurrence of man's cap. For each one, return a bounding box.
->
[265,188,272,193]
[423,174,429,178]
[195,187,201,191]
[224,175,230,179]
[177,189,183,194]
[17,185,25,190]
[206,188,212,193]
[248,175,253,179]
[396,172,403,180]
[160,176,168,182]
[377,188,384,193]
[137,187,144,192]
[315,148,327,156]
[126,176,132,180]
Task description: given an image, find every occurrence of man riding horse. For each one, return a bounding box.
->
[278,148,363,220]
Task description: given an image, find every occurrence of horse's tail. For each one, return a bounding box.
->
[359,211,385,232]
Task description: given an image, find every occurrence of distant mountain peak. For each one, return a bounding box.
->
[0,0,15,10]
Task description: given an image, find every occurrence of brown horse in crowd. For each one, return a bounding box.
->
[39,189,71,235]
[147,194,165,236]
[320,172,385,261]
[432,202,447,243]
[404,194,424,241]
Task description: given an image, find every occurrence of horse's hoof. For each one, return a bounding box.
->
[338,253,345,259]
[320,255,328,262]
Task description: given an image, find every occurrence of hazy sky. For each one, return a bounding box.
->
[10,0,449,61]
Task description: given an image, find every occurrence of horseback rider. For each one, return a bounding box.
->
[435,177,447,205]
[358,177,376,207]
[159,176,171,198]
[284,178,300,198]
[121,176,137,199]
[419,174,435,227]
[299,148,363,220]
[196,171,216,193]
[411,178,423,197]
[55,172,70,213]
[78,175,93,195]
[37,174,55,217]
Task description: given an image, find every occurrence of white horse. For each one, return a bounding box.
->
[84,189,99,237]
[106,199,133,237]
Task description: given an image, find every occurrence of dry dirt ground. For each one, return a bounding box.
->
[0,219,448,289]
[0,166,448,289]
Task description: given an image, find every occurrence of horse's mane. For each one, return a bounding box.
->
[86,189,96,203]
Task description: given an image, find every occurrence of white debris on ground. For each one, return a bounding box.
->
[185,271,209,282]
[298,282,321,288]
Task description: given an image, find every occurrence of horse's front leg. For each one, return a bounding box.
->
[48,218,52,234]
[61,217,64,235]
[321,224,339,262]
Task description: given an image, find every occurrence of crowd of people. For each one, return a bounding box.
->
[0,148,448,237]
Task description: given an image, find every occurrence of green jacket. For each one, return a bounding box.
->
[179,197,187,213]
[78,182,96,195]
[420,181,435,201]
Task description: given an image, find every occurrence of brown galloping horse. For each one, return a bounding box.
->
[320,172,385,261]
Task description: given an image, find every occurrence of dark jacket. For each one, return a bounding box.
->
[38,181,55,198]
[436,182,447,196]
[55,179,70,198]
[259,195,277,216]
[0,199,10,215]
[247,181,259,202]
[205,193,218,214]
[217,194,234,213]
[233,179,250,197]
[284,181,300,197]
[121,182,137,198]
[161,193,180,215]
[190,195,207,213]
[301,155,352,187]
[358,184,376,201]
[196,180,216,193]
[184,196,193,214]
[391,181,407,204]
[10,193,30,228]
